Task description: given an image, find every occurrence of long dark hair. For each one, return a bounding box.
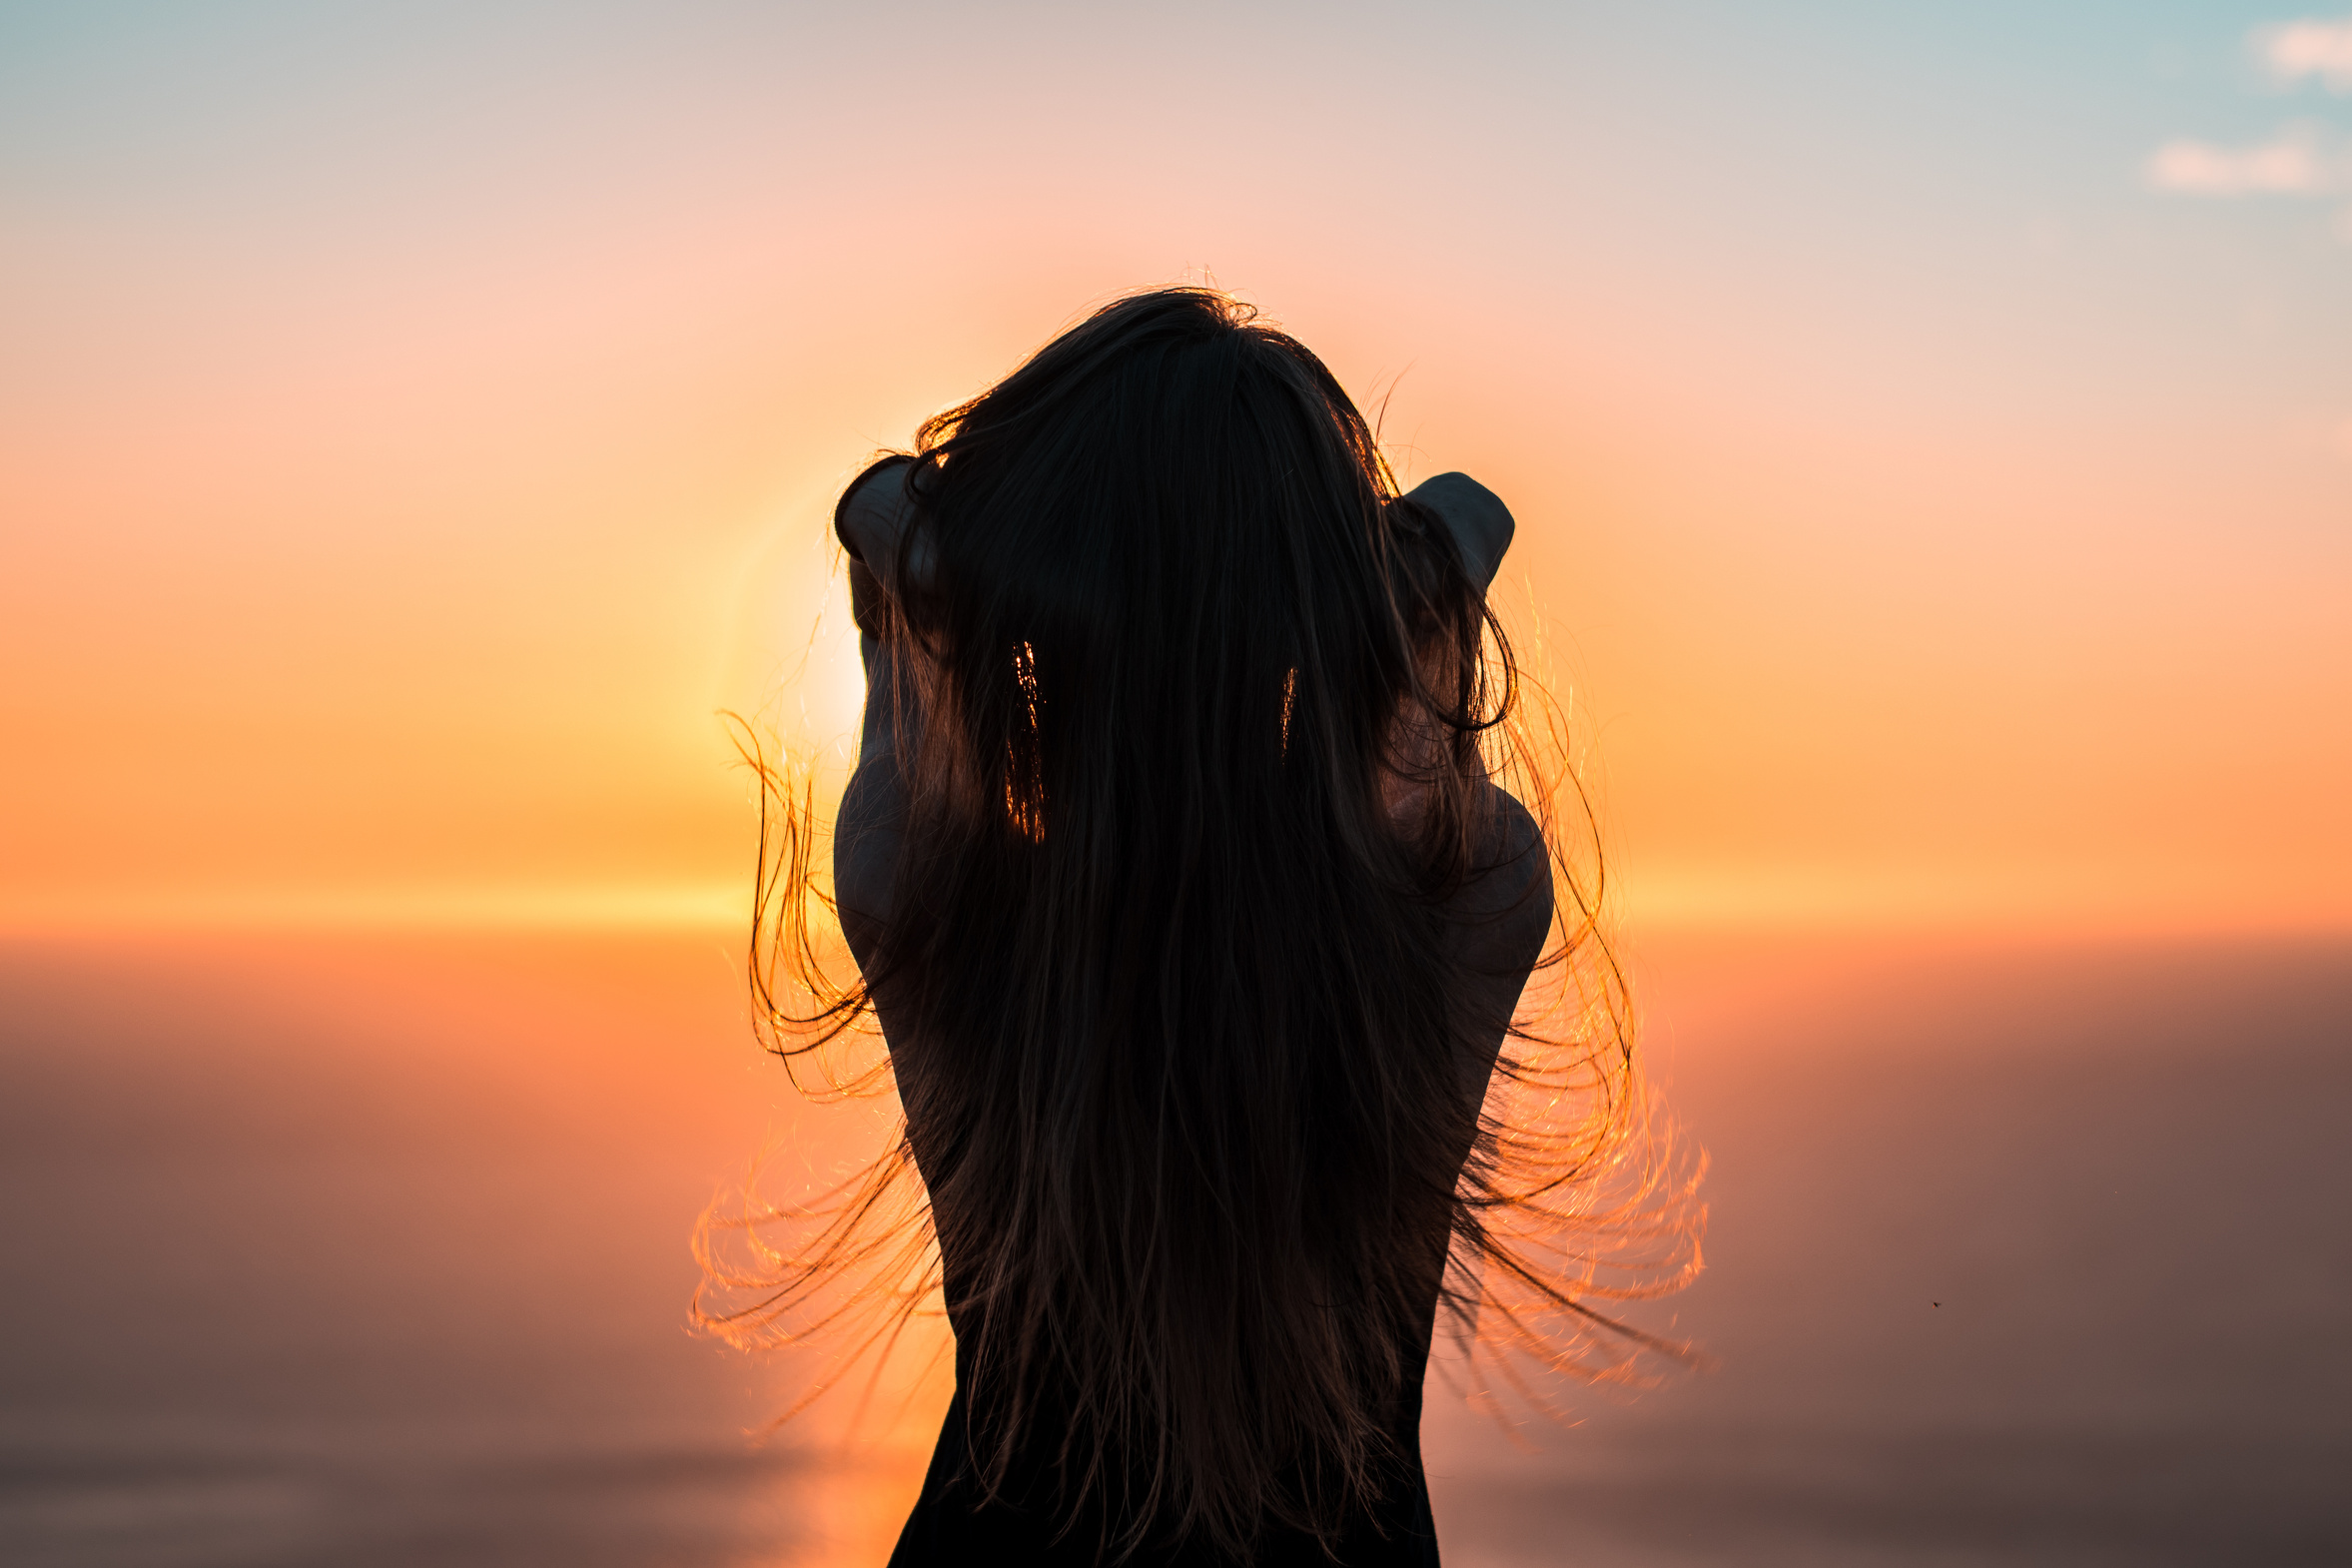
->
[699,289,1700,1557]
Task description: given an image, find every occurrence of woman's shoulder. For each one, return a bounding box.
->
[1448,784,1552,979]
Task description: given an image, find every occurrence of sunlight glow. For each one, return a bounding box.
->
[0,884,745,934]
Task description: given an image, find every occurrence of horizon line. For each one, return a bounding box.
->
[1,878,2347,941]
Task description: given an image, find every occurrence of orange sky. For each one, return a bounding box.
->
[4,3,2348,934]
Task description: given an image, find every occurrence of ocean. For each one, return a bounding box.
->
[3,926,2345,1566]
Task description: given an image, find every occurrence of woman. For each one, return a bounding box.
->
[710,288,1693,1565]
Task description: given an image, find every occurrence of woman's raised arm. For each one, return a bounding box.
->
[1401,470,1515,591]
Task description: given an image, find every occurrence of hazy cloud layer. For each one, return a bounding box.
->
[2260,15,2352,89]
[2145,124,2347,193]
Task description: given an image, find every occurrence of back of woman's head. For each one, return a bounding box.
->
[890,287,1491,890]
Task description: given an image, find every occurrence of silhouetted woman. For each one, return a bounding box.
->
[712,288,1693,1565]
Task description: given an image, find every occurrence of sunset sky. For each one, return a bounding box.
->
[5,0,2348,934]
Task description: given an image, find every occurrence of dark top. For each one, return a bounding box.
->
[831,464,1547,1566]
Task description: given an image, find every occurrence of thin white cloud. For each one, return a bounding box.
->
[2144,126,2342,193]
[2154,19,2352,245]
[2260,16,2352,90]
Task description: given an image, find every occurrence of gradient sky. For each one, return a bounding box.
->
[4,0,2348,931]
